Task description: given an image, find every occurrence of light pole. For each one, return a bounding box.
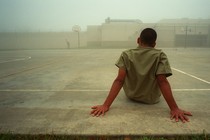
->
[72,25,81,48]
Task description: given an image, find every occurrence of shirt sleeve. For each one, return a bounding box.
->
[156,52,172,77]
[115,52,126,69]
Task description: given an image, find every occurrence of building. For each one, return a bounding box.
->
[87,18,210,48]
[87,17,143,48]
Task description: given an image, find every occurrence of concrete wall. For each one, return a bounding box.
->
[86,26,101,48]
[0,32,87,50]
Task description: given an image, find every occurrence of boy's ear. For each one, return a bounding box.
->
[137,37,141,44]
[152,42,156,47]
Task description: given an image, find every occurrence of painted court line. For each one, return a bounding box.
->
[172,67,210,84]
[0,89,210,92]
[0,89,109,92]
[0,57,31,64]
[172,89,210,91]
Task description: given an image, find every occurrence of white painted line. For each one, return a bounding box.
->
[173,89,210,91]
[0,89,210,92]
[172,67,210,84]
[0,57,31,64]
[0,89,110,92]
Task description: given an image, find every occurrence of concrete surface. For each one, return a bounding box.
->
[0,48,210,136]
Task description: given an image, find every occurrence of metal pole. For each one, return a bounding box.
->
[77,31,80,48]
[185,25,188,48]
[72,25,81,49]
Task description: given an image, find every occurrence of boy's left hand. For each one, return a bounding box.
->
[170,108,192,123]
[90,105,109,117]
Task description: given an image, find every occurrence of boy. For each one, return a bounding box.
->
[90,28,192,123]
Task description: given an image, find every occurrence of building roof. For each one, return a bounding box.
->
[105,17,142,24]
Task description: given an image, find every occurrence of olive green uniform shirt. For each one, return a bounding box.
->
[115,47,172,104]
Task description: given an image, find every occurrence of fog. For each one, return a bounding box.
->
[0,0,210,32]
[0,0,210,49]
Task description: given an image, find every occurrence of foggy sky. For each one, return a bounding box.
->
[0,0,210,32]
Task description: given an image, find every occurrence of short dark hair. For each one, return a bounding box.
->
[140,28,157,46]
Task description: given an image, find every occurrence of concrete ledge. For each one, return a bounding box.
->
[0,91,209,136]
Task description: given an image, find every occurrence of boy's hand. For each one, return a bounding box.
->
[170,108,192,123]
[90,105,109,117]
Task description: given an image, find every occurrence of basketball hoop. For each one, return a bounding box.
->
[72,25,81,32]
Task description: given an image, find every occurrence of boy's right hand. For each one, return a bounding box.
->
[90,105,109,117]
[170,108,192,123]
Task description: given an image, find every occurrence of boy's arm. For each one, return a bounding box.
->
[90,68,126,117]
[156,74,192,123]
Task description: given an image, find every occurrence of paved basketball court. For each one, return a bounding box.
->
[0,48,209,136]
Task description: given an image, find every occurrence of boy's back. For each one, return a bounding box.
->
[116,47,172,104]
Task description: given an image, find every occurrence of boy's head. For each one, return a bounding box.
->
[137,28,157,47]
